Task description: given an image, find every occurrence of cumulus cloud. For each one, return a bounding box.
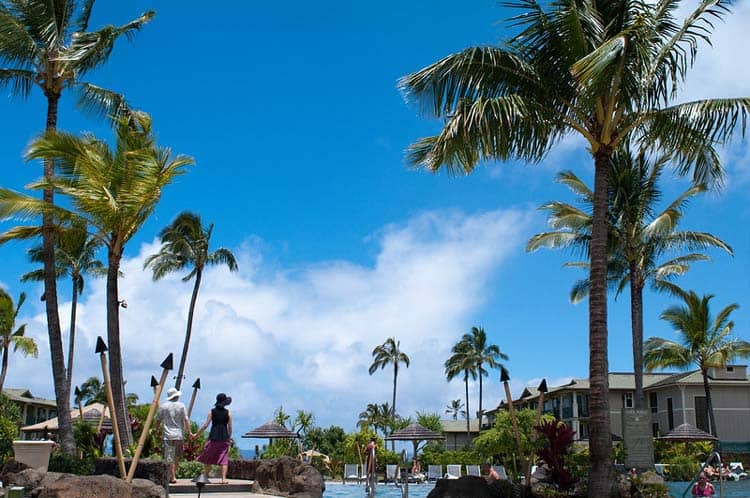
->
[6,207,541,444]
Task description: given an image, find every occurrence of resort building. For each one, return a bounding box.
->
[1,388,57,440]
[485,365,750,450]
[440,419,480,450]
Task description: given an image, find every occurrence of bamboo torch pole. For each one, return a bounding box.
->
[525,378,548,485]
[96,336,127,479]
[187,378,201,419]
[150,375,159,394]
[126,353,173,482]
[500,367,525,482]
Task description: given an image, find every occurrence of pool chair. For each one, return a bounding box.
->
[427,464,442,481]
[729,462,748,480]
[492,465,508,481]
[343,463,361,484]
[466,464,480,477]
[445,464,462,479]
[385,464,399,484]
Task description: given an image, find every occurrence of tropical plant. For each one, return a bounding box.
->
[273,405,291,428]
[473,408,552,473]
[445,399,464,421]
[144,211,237,390]
[399,1,748,492]
[528,151,731,412]
[0,289,38,392]
[457,326,507,422]
[535,419,577,491]
[293,409,315,438]
[644,291,750,438]
[0,111,193,448]
[368,337,410,423]
[445,339,476,441]
[0,0,153,455]
[357,402,392,438]
[0,393,21,460]
[22,219,105,391]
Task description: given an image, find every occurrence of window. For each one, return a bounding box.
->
[578,422,589,440]
[623,392,633,408]
[695,396,709,433]
[652,423,660,437]
[649,392,658,413]
[727,366,734,372]
[577,394,590,418]
[562,395,573,419]
[667,398,674,430]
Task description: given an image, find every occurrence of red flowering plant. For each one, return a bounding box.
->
[534,419,578,491]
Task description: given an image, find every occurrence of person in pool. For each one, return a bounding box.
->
[692,472,715,496]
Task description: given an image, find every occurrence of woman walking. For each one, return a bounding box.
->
[193,393,233,483]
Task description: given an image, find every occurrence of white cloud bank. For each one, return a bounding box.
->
[6,207,536,445]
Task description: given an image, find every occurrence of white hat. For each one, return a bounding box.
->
[166,387,181,400]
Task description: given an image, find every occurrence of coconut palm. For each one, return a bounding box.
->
[528,151,731,411]
[21,220,105,391]
[357,402,391,438]
[445,339,476,441]
[0,0,153,455]
[368,337,410,422]
[445,399,464,421]
[0,111,193,447]
[458,326,508,423]
[77,376,138,407]
[0,290,38,392]
[644,291,750,438]
[144,212,237,390]
[400,1,748,491]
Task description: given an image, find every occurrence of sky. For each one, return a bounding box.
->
[0,1,748,450]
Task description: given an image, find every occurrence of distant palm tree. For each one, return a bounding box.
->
[445,340,476,440]
[445,399,464,421]
[274,406,291,428]
[0,0,153,455]
[77,376,139,407]
[528,151,731,410]
[21,220,105,391]
[459,326,508,423]
[368,338,410,422]
[357,402,392,438]
[144,212,237,390]
[645,291,750,437]
[0,290,38,392]
[293,410,315,438]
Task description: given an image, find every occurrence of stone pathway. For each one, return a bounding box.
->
[168,477,276,496]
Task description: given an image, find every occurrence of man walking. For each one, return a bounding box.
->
[157,387,190,483]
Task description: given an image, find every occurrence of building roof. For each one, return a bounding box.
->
[2,389,56,408]
[648,370,750,389]
[440,419,480,433]
[21,403,111,432]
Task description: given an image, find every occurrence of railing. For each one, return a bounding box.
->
[682,451,724,498]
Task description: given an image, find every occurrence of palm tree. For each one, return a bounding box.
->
[357,402,392,438]
[0,111,193,448]
[528,151,731,411]
[368,337,410,422]
[458,326,508,423]
[399,2,748,492]
[644,291,750,438]
[144,212,237,390]
[78,376,106,406]
[293,410,315,438]
[0,0,153,455]
[445,399,464,421]
[21,220,105,391]
[0,289,38,392]
[274,406,291,428]
[445,339,476,441]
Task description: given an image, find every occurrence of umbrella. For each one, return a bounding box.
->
[657,423,717,442]
[386,423,445,462]
[242,421,299,446]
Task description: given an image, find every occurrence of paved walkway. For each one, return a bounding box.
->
[168,477,278,497]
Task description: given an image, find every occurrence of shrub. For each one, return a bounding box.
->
[0,395,21,462]
[176,460,204,479]
[48,452,95,475]
[664,455,699,481]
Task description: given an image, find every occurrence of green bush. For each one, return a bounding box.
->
[664,455,699,481]
[47,452,95,475]
[176,460,204,479]
[0,395,21,462]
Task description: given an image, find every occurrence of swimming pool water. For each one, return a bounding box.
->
[667,479,750,497]
[324,482,434,498]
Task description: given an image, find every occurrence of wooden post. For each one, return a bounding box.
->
[500,367,525,482]
[126,353,173,482]
[96,336,126,479]
[150,375,159,394]
[187,378,201,419]
[525,378,548,485]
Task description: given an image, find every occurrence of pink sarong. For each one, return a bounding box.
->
[197,440,230,466]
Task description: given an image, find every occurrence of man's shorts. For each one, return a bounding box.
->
[162,439,184,463]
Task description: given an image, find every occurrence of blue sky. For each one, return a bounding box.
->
[1,1,749,449]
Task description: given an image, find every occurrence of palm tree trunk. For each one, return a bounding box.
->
[629,268,645,410]
[66,279,79,391]
[464,372,470,443]
[175,269,202,390]
[43,92,75,456]
[478,369,483,425]
[391,364,397,451]
[107,245,133,448]
[701,369,719,439]
[588,148,614,496]
[0,344,9,393]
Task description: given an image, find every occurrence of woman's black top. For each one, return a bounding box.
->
[209,407,230,442]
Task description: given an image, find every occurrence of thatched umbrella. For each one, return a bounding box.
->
[385,423,445,462]
[242,421,299,448]
[658,423,717,443]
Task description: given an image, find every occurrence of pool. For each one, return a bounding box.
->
[667,479,750,497]
[324,482,434,498]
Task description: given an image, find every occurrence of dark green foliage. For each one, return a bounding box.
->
[0,395,21,462]
[72,419,104,458]
[48,452,95,475]
[663,455,699,481]
[176,460,204,478]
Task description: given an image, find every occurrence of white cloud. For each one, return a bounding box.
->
[6,207,540,446]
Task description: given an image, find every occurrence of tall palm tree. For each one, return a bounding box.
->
[78,376,106,406]
[368,337,410,422]
[21,220,105,391]
[644,291,750,438]
[445,339,476,441]
[528,151,731,411]
[0,289,38,392]
[144,212,237,390]
[0,111,193,448]
[445,399,464,421]
[400,2,748,492]
[357,402,392,438]
[0,0,153,455]
[458,326,508,423]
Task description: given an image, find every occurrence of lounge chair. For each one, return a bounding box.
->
[385,464,398,484]
[492,465,508,481]
[466,464,480,477]
[343,463,361,484]
[427,464,442,481]
[445,464,462,479]
[729,462,747,480]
